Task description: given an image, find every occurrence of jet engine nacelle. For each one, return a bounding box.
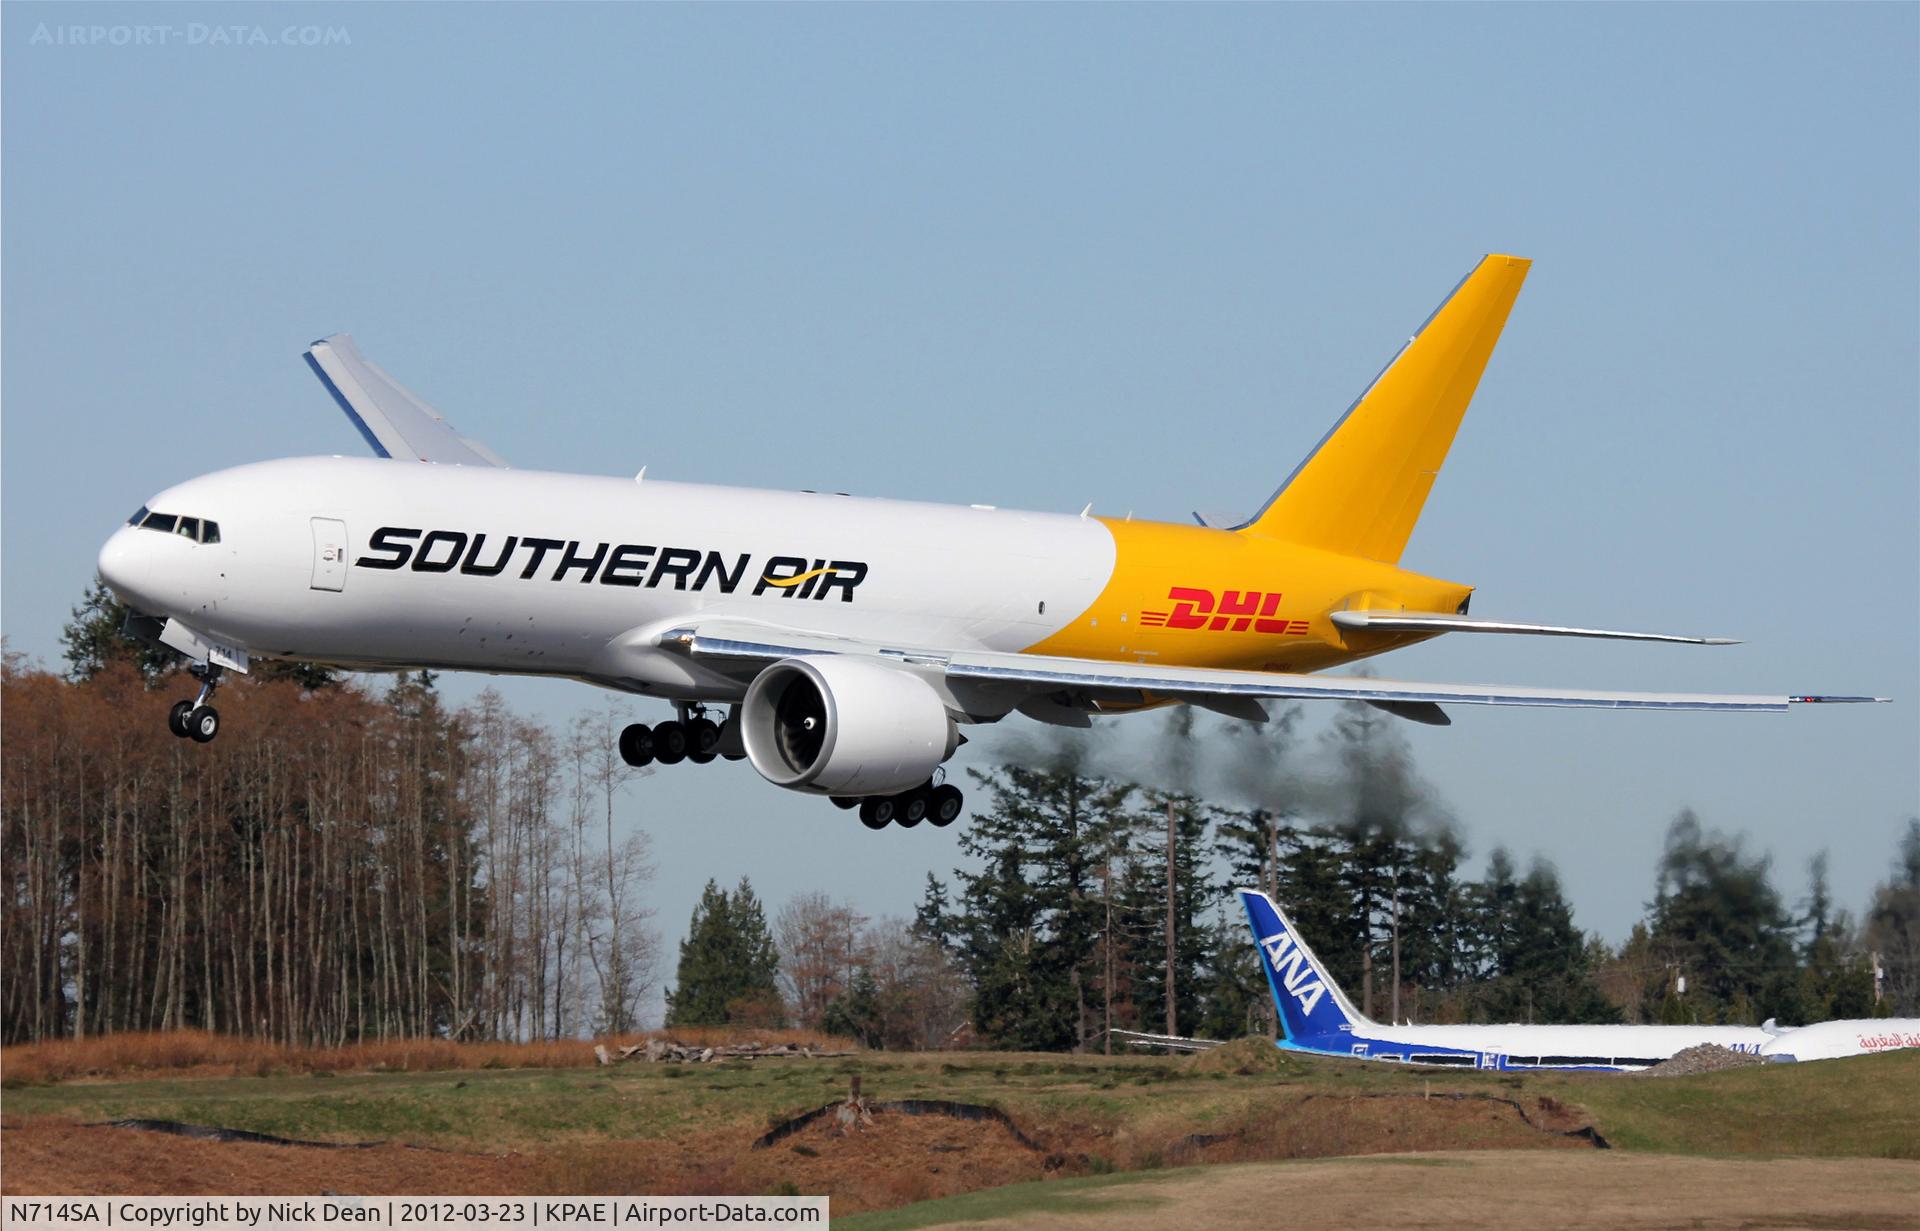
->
[741,655,958,797]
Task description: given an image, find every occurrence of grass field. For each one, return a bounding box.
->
[4,1038,1916,1214]
[832,1152,1920,1231]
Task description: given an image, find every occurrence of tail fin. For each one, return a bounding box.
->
[1235,888,1371,1044]
[1236,255,1531,563]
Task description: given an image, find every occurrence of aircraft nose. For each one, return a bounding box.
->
[98,526,159,611]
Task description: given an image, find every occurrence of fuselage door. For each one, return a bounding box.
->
[311,517,349,591]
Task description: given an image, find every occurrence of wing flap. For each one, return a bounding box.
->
[1331,610,1738,645]
[303,334,505,467]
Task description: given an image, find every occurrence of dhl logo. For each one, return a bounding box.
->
[1140,588,1309,635]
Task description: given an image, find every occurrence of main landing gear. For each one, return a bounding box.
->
[833,781,965,831]
[167,664,223,744]
[619,705,743,769]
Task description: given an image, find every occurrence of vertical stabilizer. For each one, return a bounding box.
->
[1237,255,1530,563]
[1236,888,1371,1043]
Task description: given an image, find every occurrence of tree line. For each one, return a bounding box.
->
[8,587,1917,1048]
[2,587,659,1044]
[665,704,1919,1050]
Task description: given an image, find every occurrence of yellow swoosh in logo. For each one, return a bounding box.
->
[760,566,838,588]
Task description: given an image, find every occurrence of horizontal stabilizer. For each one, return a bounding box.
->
[1331,610,1739,645]
[303,334,506,467]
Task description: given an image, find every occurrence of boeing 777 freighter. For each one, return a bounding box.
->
[1234,888,1920,1069]
[96,256,1883,829]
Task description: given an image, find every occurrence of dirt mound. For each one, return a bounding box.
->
[531,1102,1056,1211]
[1,1111,1057,1215]
[0,1117,536,1195]
[1184,1037,1292,1075]
[1637,1044,1767,1077]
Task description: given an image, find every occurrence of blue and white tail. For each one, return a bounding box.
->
[1235,888,1372,1044]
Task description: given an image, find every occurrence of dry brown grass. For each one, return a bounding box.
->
[0,1027,860,1086]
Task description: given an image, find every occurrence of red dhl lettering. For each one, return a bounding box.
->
[1139,587,1308,635]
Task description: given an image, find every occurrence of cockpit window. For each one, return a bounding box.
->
[135,510,220,543]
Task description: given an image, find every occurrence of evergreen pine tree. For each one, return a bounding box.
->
[665,878,783,1027]
[1117,792,1211,1037]
[822,966,884,1047]
[1194,902,1265,1038]
[953,764,1129,1050]
[1647,809,1796,1023]
[1866,821,1920,1015]
[912,872,955,952]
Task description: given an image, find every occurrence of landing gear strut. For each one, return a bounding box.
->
[168,665,222,744]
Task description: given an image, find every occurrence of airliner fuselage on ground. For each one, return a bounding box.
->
[1235,889,1920,1070]
[96,255,1882,828]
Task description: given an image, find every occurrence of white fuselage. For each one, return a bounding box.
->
[99,456,1115,699]
[1312,1020,1774,1069]
[1758,1019,1920,1062]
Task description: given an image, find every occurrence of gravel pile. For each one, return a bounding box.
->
[1636,1044,1767,1077]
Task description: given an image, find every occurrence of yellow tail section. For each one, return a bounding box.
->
[1237,254,1531,564]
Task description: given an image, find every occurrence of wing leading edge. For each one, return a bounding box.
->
[663,621,1886,716]
[303,334,506,467]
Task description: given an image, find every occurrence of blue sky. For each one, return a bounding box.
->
[5,4,1915,1020]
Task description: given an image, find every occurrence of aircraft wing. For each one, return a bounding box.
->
[1109,1029,1225,1053]
[661,620,1886,716]
[303,334,507,467]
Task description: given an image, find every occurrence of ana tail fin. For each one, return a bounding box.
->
[1236,888,1370,1043]
[1236,255,1530,563]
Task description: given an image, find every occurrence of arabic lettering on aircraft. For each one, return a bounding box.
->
[355,527,869,601]
[1259,929,1326,1016]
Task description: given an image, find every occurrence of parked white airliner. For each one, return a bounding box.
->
[96,256,1883,829]
[1237,889,1920,1070]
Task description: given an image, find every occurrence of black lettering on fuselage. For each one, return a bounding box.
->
[695,551,749,594]
[357,527,421,570]
[795,558,828,600]
[755,555,809,596]
[517,537,565,580]
[600,544,654,586]
[647,547,702,590]
[553,540,608,583]
[815,560,867,602]
[354,526,869,604]
[412,530,468,572]
[461,533,518,576]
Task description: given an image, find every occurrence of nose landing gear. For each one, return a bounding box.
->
[168,665,222,744]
